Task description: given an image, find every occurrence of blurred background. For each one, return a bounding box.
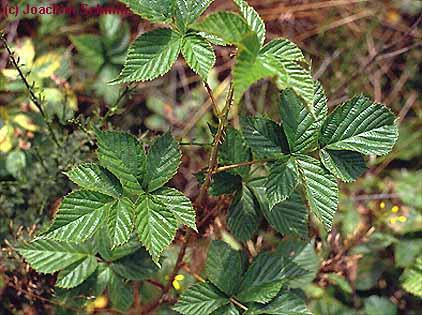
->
[0,0,421,314]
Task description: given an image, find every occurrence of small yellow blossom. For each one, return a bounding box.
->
[391,206,399,213]
[398,216,407,223]
[389,217,397,224]
[172,274,185,290]
[380,202,385,209]
[86,296,108,314]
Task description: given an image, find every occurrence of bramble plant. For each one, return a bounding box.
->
[14,0,401,314]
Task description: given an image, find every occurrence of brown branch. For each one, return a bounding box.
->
[196,82,234,207]
[212,159,272,174]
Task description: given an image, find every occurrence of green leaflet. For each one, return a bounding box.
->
[265,157,299,209]
[210,303,240,315]
[296,155,338,231]
[219,127,251,177]
[276,239,320,287]
[192,11,251,46]
[175,0,214,30]
[320,149,367,182]
[232,32,278,103]
[227,185,260,242]
[111,248,157,280]
[118,0,174,23]
[112,28,181,84]
[240,116,289,159]
[253,291,312,315]
[106,197,135,247]
[135,194,178,265]
[275,60,314,117]
[205,241,247,295]
[65,163,123,198]
[181,32,216,81]
[109,270,134,311]
[280,81,327,153]
[17,239,96,274]
[153,187,197,230]
[262,192,309,239]
[96,130,145,194]
[401,256,422,297]
[233,0,266,45]
[363,296,397,315]
[261,38,305,62]
[55,256,98,288]
[236,251,287,303]
[69,34,104,72]
[319,95,399,155]
[145,132,181,192]
[43,190,113,242]
[173,282,229,315]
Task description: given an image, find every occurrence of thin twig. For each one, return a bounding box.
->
[0,33,60,147]
[213,159,272,174]
[196,82,234,206]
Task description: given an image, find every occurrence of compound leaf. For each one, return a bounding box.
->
[173,282,229,315]
[43,190,113,242]
[320,149,367,182]
[113,28,181,84]
[181,32,216,81]
[135,194,178,264]
[17,239,96,274]
[153,187,197,230]
[145,132,181,192]
[319,96,399,155]
[65,163,123,198]
[297,155,338,231]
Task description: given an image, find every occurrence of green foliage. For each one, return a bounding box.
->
[7,0,405,313]
[175,240,315,314]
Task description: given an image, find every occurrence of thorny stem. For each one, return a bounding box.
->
[196,82,234,206]
[204,81,220,117]
[0,33,60,147]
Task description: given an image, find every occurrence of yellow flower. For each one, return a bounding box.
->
[172,274,185,291]
[380,202,385,209]
[391,206,399,213]
[398,216,407,223]
[389,217,397,224]
[93,295,108,308]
